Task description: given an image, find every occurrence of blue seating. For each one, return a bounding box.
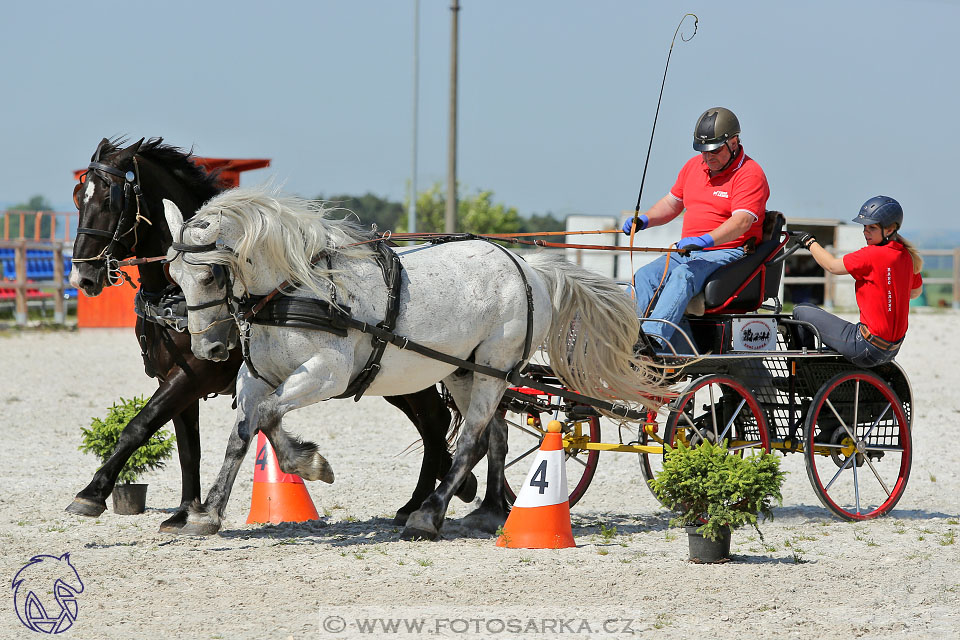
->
[0,249,73,283]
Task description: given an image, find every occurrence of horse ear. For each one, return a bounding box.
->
[93,137,110,161]
[163,199,184,238]
[116,137,145,162]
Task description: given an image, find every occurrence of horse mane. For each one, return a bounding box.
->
[187,184,376,303]
[101,136,224,205]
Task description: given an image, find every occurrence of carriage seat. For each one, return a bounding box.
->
[686,211,786,315]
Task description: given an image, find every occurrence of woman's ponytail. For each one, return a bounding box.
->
[895,234,924,274]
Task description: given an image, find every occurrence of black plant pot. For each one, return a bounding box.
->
[112,484,148,515]
[685,525,731,563]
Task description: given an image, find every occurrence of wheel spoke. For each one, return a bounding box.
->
[568,454,588,469]
[859,403,891,444]
[708,383,719,441]
[863,454,892,497]
[853,453,861,515]
[825,398,854,442]
[507,420,545,440]
[505,443,540,470]
[718,397,747,443]
[852,379,860,443]
[823,449,857,492]
[729,440,763,452]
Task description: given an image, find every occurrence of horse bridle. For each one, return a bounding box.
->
[168,223,235,335]
[72,144,150,286]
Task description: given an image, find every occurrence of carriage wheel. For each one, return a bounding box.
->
[503,407,600,508]
[654,375,771,508]
[803,371,911,520]
[637,421,666,503]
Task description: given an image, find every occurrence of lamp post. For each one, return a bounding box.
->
[409,0,420,233]
[445,0,459,233]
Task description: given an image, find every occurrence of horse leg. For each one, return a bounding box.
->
[416,386,478,503]
[388,388,478,525]
[255,358,358,483]
[157,401,201,532]
[401,373,508,541]
[66,372,201,518]
[461,412,510,533]
[178,371,273,536]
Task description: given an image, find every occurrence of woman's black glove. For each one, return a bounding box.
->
[795,232,817,249]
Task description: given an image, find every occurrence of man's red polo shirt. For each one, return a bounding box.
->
[670,148,770,250]
[843,241,922,342]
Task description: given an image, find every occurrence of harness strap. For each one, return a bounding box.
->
[426,234,534,367]
[134,288,188,332]
[487,242,535,366]
[335,242,403,401]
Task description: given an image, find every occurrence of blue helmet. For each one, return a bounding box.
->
[852,196,903,229]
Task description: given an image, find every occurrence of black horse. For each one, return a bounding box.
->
[65,137,475,531]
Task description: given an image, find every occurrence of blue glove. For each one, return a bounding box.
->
[622,214,649,235]
[676,234,714,251]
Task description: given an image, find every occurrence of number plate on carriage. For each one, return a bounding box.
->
[731,317,777,351]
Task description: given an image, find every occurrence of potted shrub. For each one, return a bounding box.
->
[79,395,176,515]
[649,440,786,563]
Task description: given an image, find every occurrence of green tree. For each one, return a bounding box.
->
[6,195,54,239]
[517,211,566,242]
[399,183,522,235]
[317,192,405,232]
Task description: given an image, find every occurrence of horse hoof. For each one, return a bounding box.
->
[65,497,107,517]
[300,453,335,484]
[400,525,437,541]
[462,508,506,534]
[401,511,439,540]
[158,510,189,533]
[176,521,221,536]
[454,472,478,503]
[393,510,411,526]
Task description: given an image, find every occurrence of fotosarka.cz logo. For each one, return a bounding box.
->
[11,553,84,634]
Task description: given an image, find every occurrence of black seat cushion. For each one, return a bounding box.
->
[702,211,785,312]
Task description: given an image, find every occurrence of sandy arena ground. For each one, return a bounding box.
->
[0,312,958,639]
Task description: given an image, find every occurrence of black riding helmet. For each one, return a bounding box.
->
[693,107,741,152]
[852,195,903,230]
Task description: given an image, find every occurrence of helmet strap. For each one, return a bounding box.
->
[714,140,741,173]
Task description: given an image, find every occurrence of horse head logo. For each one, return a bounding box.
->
[11,553,84,634]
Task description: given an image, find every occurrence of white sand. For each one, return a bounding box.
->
[0,312,958,639]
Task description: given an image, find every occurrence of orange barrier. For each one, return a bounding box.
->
[76,268,138,328]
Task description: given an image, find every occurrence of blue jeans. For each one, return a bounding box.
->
[633,247,745,349]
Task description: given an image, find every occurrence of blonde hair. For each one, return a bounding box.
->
[894,233,924,274]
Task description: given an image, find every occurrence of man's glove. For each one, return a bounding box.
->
[795,232,817,249]
[622,214,649,235]
[676,234,714,254]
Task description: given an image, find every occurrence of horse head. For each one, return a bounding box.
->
[70,137,223,296]
[70,138,143,295]
[163,199,239,361]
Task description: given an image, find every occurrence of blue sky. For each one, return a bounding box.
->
[1,0,956,235]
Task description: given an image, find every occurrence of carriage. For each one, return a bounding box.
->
[69,138,913,540]
[500,211,913,521]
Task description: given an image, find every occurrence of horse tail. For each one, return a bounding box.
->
[525,253,669,417]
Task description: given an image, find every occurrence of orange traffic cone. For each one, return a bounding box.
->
[246,432,320,524]
[496,420,576,549]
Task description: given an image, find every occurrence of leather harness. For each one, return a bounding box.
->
[169,232,649,421]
